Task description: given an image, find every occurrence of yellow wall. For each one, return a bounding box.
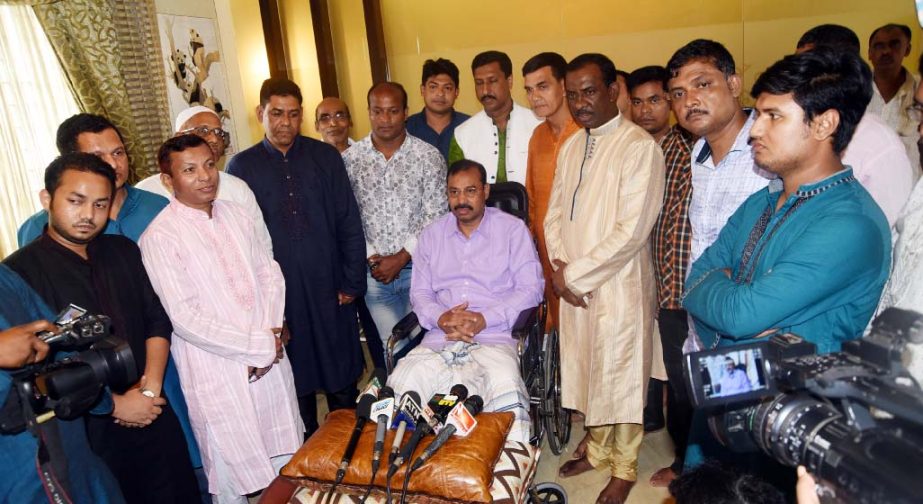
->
[381,0,922,116]
[279,0,324,138]
[225,0,270,145]
[328,0,375,137]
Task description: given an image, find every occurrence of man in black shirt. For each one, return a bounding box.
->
[4,153,198,503]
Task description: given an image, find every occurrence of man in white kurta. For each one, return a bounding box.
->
[139,135,303,503]
[545,54,665,504]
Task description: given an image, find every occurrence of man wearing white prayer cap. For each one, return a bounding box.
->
[136,106,273,254]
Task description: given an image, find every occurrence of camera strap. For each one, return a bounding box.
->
[34,425,74,504]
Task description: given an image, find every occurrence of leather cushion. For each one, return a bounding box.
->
[281,409,514,503]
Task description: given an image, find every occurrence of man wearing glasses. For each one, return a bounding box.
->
[314,97,354,153]
[136,106,273,255]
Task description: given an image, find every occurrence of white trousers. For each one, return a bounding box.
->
[387,344,531,444]
[209,429,293,504]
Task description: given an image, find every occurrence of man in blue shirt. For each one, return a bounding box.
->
[405,58,470,161]
[0,264,124,503]
[682,48,891,489]
[18,114,168,246]
[684,48,890,354]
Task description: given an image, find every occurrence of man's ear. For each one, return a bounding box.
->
[506,75,513,90]
[39,189,51,211]
[160,173,175,195]
[727,73,743,98]
[811,109,840,144]
[256,105,264,122]
[608,81,620,104]
[483,183,491,201]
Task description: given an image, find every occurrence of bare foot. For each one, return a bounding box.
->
[558,456,594,478]
[596,476,635,504]
[573,431,589,459]
[649,466,676,487]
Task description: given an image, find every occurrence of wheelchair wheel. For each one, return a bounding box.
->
[543,328,571,455]
[527,482,567,503]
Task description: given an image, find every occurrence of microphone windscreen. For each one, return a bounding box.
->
[404,390,421,406]
[356,394,375,419]
[464,395,484,416]
[449,383,469,402]
[379,386,395,400]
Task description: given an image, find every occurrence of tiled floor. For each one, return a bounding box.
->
[532,420,675,504]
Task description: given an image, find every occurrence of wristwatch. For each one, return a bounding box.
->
[140,388,156,398]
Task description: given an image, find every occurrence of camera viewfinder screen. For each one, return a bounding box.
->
[697,348,768,400]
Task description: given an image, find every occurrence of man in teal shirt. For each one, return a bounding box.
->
[682,49,891,489]
[684,48,891,355]
[17,114,168,246]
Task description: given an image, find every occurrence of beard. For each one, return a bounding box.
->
[50,219,101,246]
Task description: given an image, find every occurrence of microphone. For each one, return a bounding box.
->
[389,391,422,466]
[370,386,396,473]
[410,396,483,471]
[387,384,468,478]
[333,369,387,488]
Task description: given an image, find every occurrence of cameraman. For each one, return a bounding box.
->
[1,264,123,503]
[681,48,892,487]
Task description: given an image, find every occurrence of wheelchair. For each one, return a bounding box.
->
[385,181,572,456]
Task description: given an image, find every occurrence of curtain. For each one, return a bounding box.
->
[4,0,173,182]
[0,4,80,258]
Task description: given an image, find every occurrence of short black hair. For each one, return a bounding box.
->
[751,47,872,155]
[667,39,736,78]
[367,81,408,110]
[522,52,568,80]
[627,65,670,93]
[56,114,123,155]
[615,69,630,82]
[797,24,860,54]
[157,134,210,175]
[472,50,512,78]
[669,461,785,504]
[566,53,618,87]
[260,77,303,106]
[45,152,116,197]
[422,58,461,88]
[447,159,487,185]
[869,23,912,44]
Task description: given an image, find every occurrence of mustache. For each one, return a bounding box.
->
[453,204,473,211]
[480,94,497,103]
[74,219,96,228]
[574,107,592,116]
[685,108,708,120]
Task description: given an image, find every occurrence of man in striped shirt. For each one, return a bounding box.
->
[628,65,695,487]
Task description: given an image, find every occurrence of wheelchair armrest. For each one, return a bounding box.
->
[511,306,539,340]
[390,312,420,342]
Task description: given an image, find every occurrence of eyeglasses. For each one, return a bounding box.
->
[907,103,923,124]
[179,125,230,144]
[317,111,350,125]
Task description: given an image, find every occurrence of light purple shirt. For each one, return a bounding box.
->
[411,207,544,349]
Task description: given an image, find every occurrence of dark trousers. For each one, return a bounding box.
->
[298,383,359,440]
[659,308,694,473]
[86,402,199,504]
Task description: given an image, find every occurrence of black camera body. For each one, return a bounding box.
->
[683,308,923,503]
[1,314,137,434]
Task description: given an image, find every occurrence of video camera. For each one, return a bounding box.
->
[1,310,137,434]
[683,307,923,503]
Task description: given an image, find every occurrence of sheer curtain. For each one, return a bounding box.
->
[0,4,79,258]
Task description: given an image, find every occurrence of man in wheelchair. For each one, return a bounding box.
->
[387,159,544,444]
